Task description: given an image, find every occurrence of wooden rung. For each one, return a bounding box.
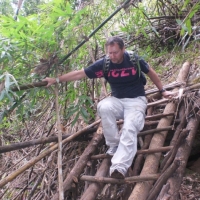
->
[137,146,173,154]
[80,174,160,184]
[145,112,174,120]
[138,126,172,137]
[116,113,175,125]
[147,99,169,107]
[90,146,173,160]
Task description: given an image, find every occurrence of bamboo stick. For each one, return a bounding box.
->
[0,120,101,188]
[54,82,64,200]
[145,81,183,95]
[52,128,104,200]
[90,146,173,160]
[0,128,96,153]
[138,126,172,137]
[80,174,160,184]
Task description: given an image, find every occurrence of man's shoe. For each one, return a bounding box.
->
[111,169,125,179]
[106,146,118,156]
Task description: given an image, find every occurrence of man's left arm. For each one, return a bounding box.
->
[147,66,174,98]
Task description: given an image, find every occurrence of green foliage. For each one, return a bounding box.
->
[0,0,199,128]
[0,0,14,15]
[22,0,46,16]
[178,2,200,36]
[64,94,94,126]
[0,72,20,102]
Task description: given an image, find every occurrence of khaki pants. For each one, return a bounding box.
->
[97,96,147,175]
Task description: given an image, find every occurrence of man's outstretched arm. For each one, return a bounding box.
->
[43,69,87,87]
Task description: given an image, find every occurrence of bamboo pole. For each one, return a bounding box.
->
[0,119,172,154]
[0,128,96,153]
[52,126,104,200]
[10,80,200,95]
[90,146,173,160]
[11,81,48,91]
[0,119,101,188]
[54,83,64,200]
[80,174,160,184]
[138,126,172,137]
[145,81,183,95]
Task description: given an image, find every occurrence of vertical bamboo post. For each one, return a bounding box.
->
[55,82,64,200]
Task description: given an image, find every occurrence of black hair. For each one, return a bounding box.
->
[105,36,124,50]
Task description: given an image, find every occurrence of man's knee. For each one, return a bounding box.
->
[97,98,113,114]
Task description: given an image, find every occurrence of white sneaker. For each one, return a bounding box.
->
[106,146,118,156]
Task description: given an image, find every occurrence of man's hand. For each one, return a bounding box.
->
[162,90,174,99]
[42,77,56,87]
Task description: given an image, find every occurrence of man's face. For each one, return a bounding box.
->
[107,43,125,64]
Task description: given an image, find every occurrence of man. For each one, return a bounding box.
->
[43,36,173,179]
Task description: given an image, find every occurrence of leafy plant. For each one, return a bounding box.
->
[64,94,95,126]
[0,72,20,102]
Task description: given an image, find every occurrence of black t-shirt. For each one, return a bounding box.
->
[84,52,150,98]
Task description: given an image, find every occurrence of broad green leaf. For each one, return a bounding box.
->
[180,28,185,36]
[141,29,148,38]
[63,2,73,16]
[176,19,182,26]
[65,106,79,119]
[9,73,20,91]
[72,112,79,126]
[0,90,6,101]
[186,19,192,35]
[80,107,88,121]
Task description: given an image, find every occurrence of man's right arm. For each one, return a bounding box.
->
[43,69,87,87]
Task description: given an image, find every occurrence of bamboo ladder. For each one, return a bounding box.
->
[50,62,200,200]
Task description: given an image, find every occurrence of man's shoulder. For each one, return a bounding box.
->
[87,58,104,69]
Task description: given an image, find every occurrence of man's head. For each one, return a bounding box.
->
[105,36,125,64]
